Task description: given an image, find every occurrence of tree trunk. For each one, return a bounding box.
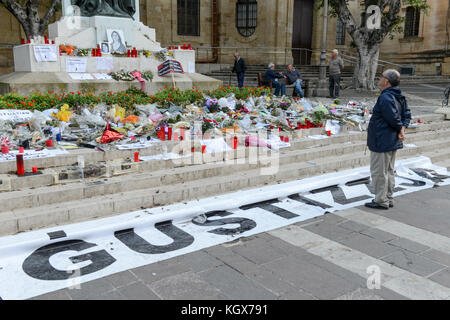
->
[353,42,380,90]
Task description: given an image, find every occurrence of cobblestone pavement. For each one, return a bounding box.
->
[310,82,450,115]
[33,185,450,300]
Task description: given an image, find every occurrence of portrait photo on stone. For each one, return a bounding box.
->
[107,29,127,53]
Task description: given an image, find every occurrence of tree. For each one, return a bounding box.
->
[0,0,61,40]
[318,0,429,90]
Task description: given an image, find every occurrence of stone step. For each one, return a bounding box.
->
[1,129,449,236]
[1,117,448,194]
[0,117,448,195]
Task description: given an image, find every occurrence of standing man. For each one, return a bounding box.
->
[265,63,286,97]
[285,64,304,98]
[365,69,411,210]
[328,49,344,98]
[232,52,247,88]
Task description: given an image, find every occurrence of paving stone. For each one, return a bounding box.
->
[149,272,226,300]
[130,259,191,284]
[118,281,161,300]
[335,233,399,259]
[230,237,288,265]
[176,250,224,272]
[428,268,450,288]
[381,250,446,277]
[360,227,398,243]
[198,265,277,300]
[338,220,371,233]
[263,255,360,299]
[333,287,409,300]
[32,289,72,300]
[95,289,126,300]
[278,290,318,300]
[387,238,430,254]
[66,277,115,300]
[321,213,347,224]
[303,220,355,241]
[420,249,450,267]
[103,270,139,289]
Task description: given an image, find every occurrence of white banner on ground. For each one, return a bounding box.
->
[0,156,448,300]
[0,148,69,162]
[0,110,33,123]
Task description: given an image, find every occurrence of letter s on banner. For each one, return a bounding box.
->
[366,5,381,30]
[192,211,257,235]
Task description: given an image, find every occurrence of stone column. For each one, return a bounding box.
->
[315,0,329,96]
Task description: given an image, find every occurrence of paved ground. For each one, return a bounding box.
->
[311,82,450,115]
[33,184,450,300]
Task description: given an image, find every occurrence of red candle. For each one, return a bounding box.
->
[233,136,238,149]
[127,49,131,57]
[92,48,96,56]
[51,40,55,44]
[417,119,422,123]
[1,145,8,154]
[16,154,24,176]
[19,147,24,153]
[285,136,290,143]
[32,166,38,173]
[168,127,172,140]
[21,38,25,44]
[134,152,140,162]
[191,147,195,153]
[201,145,206,153]
[327,130,331,136]
[46,139,53,147]
[160,129,165,141]
[180,127,185,139]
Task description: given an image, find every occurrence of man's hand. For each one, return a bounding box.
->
[398,126,406,142]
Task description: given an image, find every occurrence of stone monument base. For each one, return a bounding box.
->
[0,71,222,96]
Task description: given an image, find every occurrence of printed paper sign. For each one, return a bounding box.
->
[66,57,87,73]
[68,73,94,80]
[33,45,57,62]
[96,57,114,70]
[0,109,33,123]
[93,73,113,80]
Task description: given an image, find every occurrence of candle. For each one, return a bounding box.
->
[127,49,131,57]
[168,127,172,140]
[327,130,331,136]
[32,166,38,173]
[1,145,8,154]
[285,136,290,143]
[16,154,24,176]
[21,38,25,44]
[46,139,53,147]
[19,147,24,153]
[233,136,238,149]
[134,152,140,162]
[201,145,206,153]
[191,147,195,153]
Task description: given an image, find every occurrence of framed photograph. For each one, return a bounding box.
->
[101,42,110,54]
[107,29,126,54]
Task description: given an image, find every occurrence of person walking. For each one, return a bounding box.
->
[328,49,344,98]
[285,64,304,98]
[232,52,247,88]
[365,69,412,210]
[265,63,286,97]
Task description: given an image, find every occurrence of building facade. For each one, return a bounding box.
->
[0,0,449,75]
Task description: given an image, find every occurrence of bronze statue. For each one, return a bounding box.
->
[72,0,136,19]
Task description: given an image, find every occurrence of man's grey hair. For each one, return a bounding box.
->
[268,62,275,68]
[332,49,339,54]
[383,69,401,87]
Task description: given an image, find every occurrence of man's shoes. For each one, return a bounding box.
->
[389,203,394,208]
[326,96,334,98]
[364,200,389,210]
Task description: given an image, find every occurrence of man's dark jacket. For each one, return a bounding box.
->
[367,86,412,153]
[285,69,302,84]
[232,58,247,74]
[265,68,284,83]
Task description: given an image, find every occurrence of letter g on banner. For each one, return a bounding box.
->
[366,5,381,30]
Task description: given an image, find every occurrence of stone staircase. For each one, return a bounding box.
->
[0,113,449,236]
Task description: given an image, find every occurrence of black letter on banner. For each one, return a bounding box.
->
[396,174,426,187]
[22,240,116,281]
[114,220,194,254]
[239,199,299,219]
[309,185,372,205]
[410,168,450,184]
[192,211,256,235]
[345,177,405,194]
[288,194,332,209]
